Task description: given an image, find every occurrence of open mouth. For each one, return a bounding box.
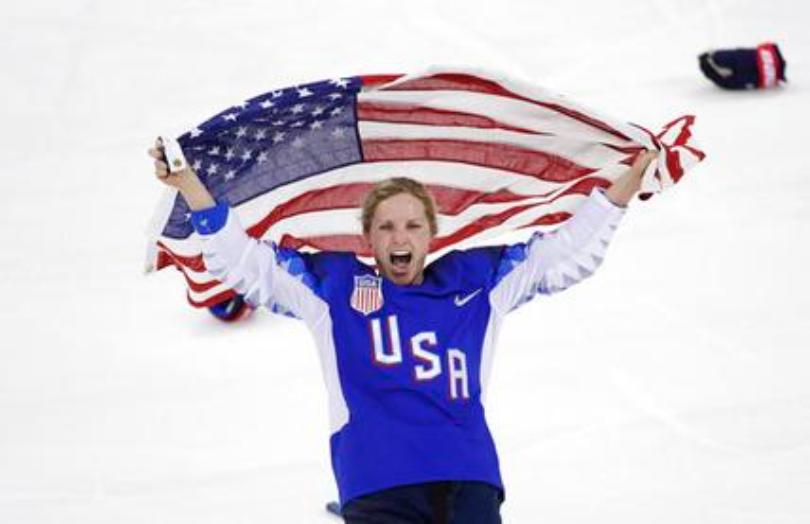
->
[389,250,412,270]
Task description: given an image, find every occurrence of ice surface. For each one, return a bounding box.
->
[1,0,808,522]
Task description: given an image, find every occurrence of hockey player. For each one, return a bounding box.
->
[149,142,656,523]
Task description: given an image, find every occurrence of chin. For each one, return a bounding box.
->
[383,267,416,285]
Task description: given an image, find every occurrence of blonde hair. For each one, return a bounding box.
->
[361,177,438,236]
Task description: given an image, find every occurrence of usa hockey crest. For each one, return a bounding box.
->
[350,274,384,315]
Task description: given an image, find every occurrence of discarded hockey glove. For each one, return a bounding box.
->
[699,42,786,90]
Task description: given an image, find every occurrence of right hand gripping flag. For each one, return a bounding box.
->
[145,66,705,308]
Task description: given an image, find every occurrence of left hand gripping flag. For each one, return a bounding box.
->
[145,66,705,308]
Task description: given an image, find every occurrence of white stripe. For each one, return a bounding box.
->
[370,65,653,146]
[316,314,350,433]
[187,281,231,304]
[479,310,502,404]
[359,87,643,147]
[224,156,621,234]
[358,120,631,168]
[262,176,612,239]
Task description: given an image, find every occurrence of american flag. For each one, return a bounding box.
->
[145,67,705,308]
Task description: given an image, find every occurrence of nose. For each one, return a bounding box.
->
[392,226,408,245]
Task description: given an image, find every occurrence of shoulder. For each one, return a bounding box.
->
[430,245,507,288]
[277,248,362,273]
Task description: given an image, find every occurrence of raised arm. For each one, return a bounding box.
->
[489,151,656,315]
[148,141,328,324]
[149,139,216,211]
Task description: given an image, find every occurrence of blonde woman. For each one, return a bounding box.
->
[150,143,654,523]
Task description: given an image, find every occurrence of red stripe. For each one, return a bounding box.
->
[245,181,539,240]
[156,245,221,293]
[601,143,647,166]
[655,115,705,183]
[155,250,175,271]
[188,288,236,309]
[275,176,606,256]
[361,74,404,88]
[431,176,607,248]
[278,202,533,256]
[157,241,205,272]
[362,138,596,183]
[356,101,545,135]
[521,211,572,227]
[380,73,631,141]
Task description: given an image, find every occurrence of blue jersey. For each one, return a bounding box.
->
[191,188,625,505]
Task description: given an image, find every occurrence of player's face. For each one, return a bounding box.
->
[366,192,433,286]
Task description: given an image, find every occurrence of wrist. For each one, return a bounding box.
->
[175,172,216,210]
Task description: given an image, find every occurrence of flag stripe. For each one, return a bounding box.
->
[380,72,633,141]
[361,139,596,182]
[159,174,607,282]
[356,101,545,135]
[359,90,634,146]
[245,181,539,240]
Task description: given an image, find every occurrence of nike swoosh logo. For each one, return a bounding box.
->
[454,288,482,307]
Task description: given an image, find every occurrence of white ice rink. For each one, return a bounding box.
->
[1,0,809,522]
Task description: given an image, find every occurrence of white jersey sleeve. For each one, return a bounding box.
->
[489,188,627,315]
[199,209,328,325]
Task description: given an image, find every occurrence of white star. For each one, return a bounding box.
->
[259,99,274,109]
[184,212,192,221]
[330,106,343,117]
[192,159,203,171]
[207,163,218,175]
[292,137,305,148]
[273,131,286,143]
[310,120,323,130]
[272,119,285,126]
[190,128,203,138]
[328,93,343,101]
[290,120,304,128]
[224,170,237,181]
[241,150,252,161]
[329,78,350,89]
[222,112,238,122]
[311,106,325,116]
[257,151,269,163]
[208,146,220,156]
[291,103,305,114]
[255,129,268,140]
[236,126,248,138]
[297,87,313,98]
[271,90,284,98]
[225,148,235,161]
[331,127,346,139]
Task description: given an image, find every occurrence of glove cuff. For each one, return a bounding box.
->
[756,42,786,88]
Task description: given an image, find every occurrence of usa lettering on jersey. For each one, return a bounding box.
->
[369,315,470,401]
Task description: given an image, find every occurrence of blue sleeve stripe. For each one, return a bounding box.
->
[493,232,538,286]
[190,202,229,235]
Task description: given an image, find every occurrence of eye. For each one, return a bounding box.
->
[378,223,393,231]
[407,222,423,230]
